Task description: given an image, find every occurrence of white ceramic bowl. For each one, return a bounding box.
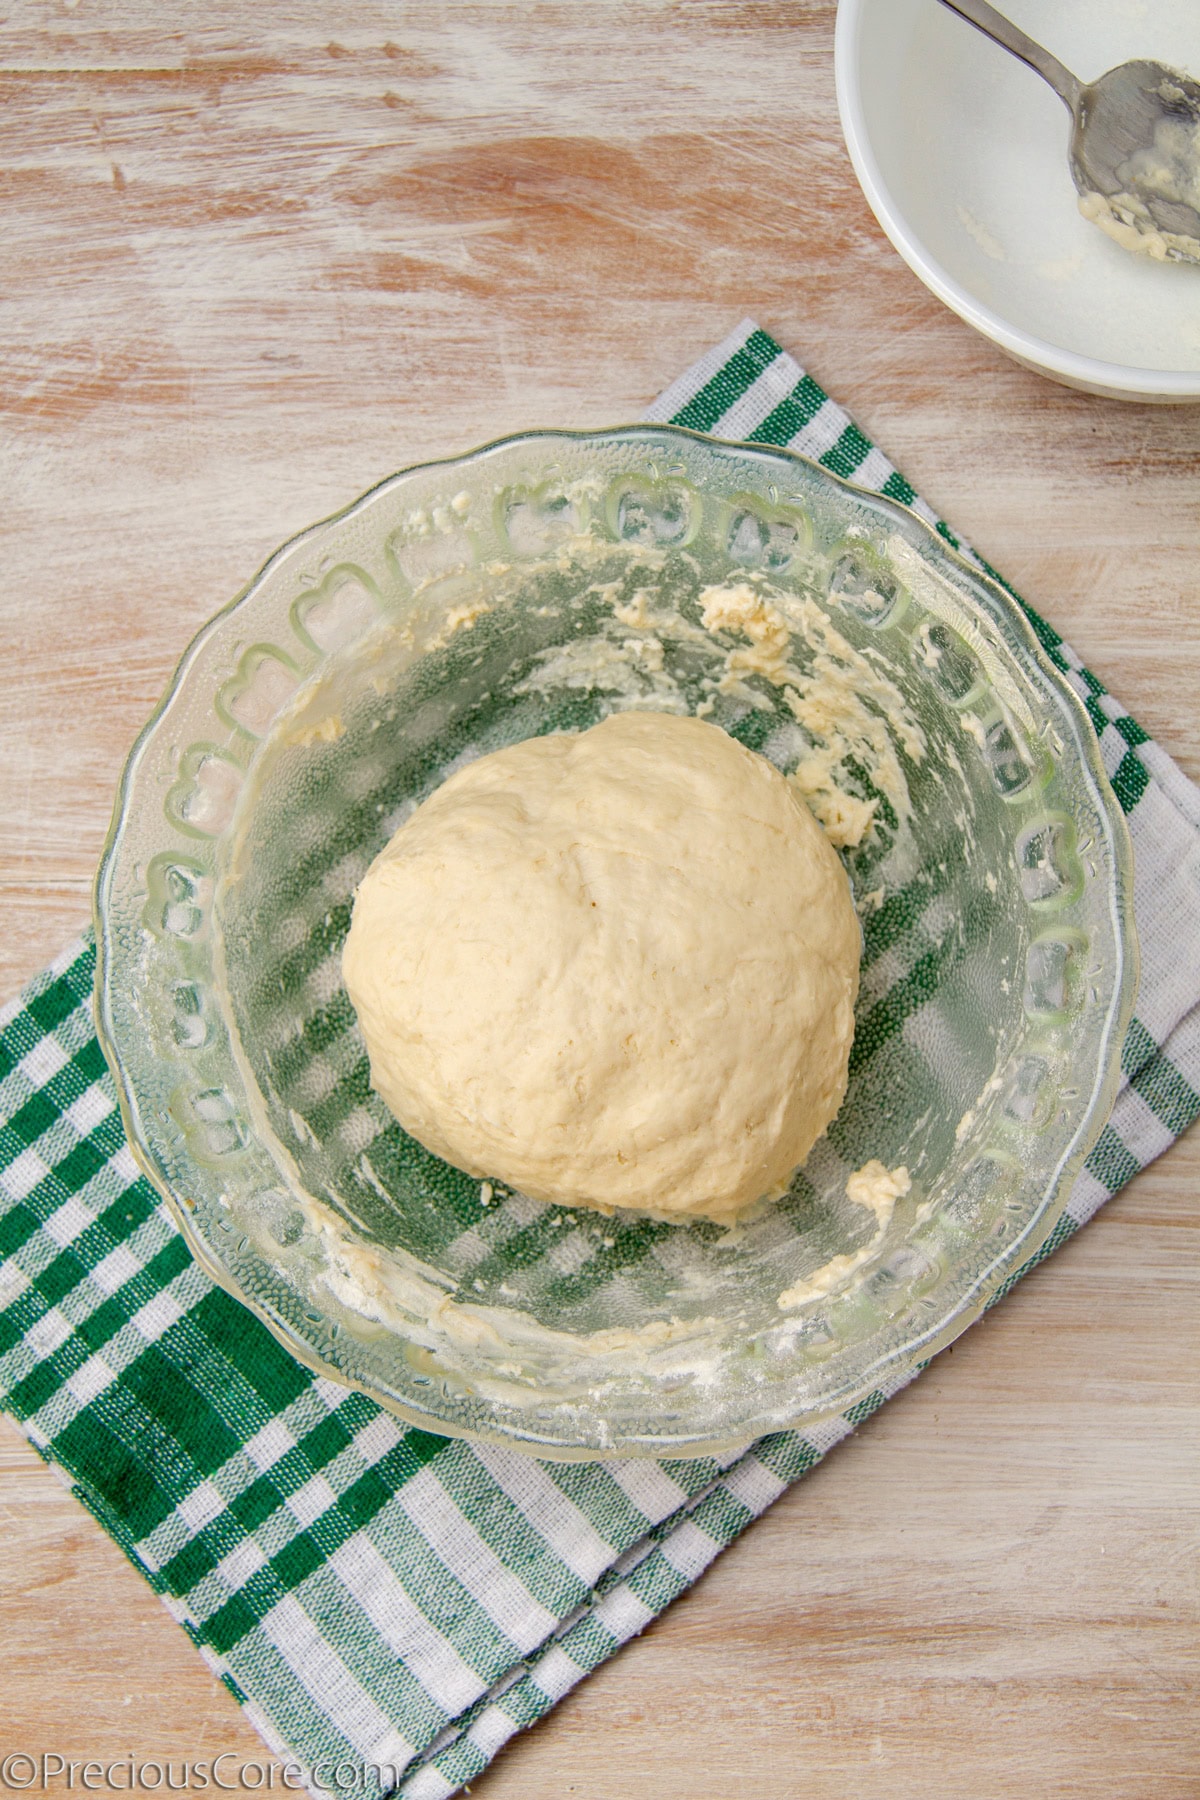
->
[836,0,1200,402]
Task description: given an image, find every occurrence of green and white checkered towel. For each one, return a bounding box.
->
[3,322,1198,1800]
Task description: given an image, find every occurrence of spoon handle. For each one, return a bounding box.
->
[936,0,1082,113]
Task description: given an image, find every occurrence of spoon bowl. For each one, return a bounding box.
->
[1073,60,1200,259]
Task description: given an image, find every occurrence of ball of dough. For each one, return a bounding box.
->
[342,712,860,1225]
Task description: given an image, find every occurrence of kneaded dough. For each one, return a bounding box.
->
[342,712,861,1225]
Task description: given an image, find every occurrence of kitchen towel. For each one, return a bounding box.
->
[2,320,1198,1800]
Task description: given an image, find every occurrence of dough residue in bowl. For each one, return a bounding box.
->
[697,578,925,846]
[776,1160,911,1310]
[1079,103,1200,265]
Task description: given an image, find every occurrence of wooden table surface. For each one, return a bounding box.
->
[2,4,1198,1795]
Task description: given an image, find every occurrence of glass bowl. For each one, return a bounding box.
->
[94,426,1137,1459]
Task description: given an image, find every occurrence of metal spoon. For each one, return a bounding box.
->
[937,0,1200,265]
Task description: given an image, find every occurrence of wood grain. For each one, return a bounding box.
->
[1,3,1197,1794]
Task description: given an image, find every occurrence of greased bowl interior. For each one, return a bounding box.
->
[95,427,1136,1457]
